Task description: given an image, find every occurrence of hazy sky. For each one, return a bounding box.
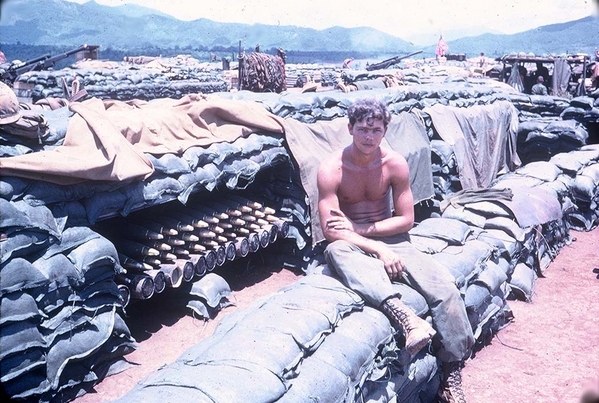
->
[66,0,596,44]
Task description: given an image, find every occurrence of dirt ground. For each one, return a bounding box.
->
[74,228,599,403]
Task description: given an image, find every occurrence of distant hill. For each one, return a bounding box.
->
[432,16,598,58]
[0,0,416,54]
[0,0,595,60]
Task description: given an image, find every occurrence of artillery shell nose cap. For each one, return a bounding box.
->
[0,82,22,125]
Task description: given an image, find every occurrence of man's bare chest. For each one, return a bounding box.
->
[338,168,390,203]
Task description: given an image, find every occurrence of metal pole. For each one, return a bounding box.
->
[238,40,242,91]
[581,56,588,96]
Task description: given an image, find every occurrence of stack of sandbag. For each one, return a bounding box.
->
[0,200,136,402]
[429,139,461,200]
[2,132,292,226]
[110,274,440,403]
[517,117,589,164]
[560,96,599,124]
[284,63,338,88]
[484,162,580,298]
[218,82,511,124]
[552,145,599,231]
[408,216,513,343]
[507,93,570,117]
[16,67,228,102]
[0,107,72,157]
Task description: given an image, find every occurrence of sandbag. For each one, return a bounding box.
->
[409,217,473,245]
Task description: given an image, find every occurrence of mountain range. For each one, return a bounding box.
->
[0,0,596,58]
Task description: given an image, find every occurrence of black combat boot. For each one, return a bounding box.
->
[438,361,468,403]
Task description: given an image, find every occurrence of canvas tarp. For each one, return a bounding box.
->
[425,100,521,190]
[283,112,434,245]
[0,95,285,185]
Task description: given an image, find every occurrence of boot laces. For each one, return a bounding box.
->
[444,365,467,403]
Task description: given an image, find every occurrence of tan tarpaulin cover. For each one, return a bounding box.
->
[424,100,521,190]
[284,112,434,245]
[0,95,285,185]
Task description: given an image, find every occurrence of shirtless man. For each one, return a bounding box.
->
[317,98,474,403]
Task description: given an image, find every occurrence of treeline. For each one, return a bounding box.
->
[1,43,392,66]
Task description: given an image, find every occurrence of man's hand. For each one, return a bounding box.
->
[374,242,405,281]
[325,208,356,232]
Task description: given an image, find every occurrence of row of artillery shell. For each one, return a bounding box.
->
[109,195,289,304]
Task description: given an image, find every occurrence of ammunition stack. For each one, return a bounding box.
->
[96,193,289,305]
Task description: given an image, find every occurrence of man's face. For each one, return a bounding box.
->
[348,117,387,155]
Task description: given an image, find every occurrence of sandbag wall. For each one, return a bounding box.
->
[111,274,441,403]
[0,200,136,402]
[0,107,311,401]
[512,93,597,164]
[284,63,340,88]
[112,145,599,403]
[15,66,228,102]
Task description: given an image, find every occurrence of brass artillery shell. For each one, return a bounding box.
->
[216,222,234,230]
[159,263,183,288]
[173,247,190,257]
[158,251,177,262]
[196,230,217,239]
[199,239,219,248]
[118,239,160,257]
[256,218,269,227]
[227,217,246,227]
[214,244,226,266]
[164,211,210,229]
[179,233,200,242]
[145,269,166,294]
[142,256,162,268]
[119,253,150,271]
[194,254,208,277]
[224,241,236,261]
[273,220,290,237]
[115,273,154,300]
[175,259,195,283]
[263,224,278,243]
[153,216,194,232]
[210,225,225,234]
[146,241,172,251]
[240,214,257,223]
[183,205,224,223]
[131,219,178,236]
[257,229,270,248]
[121,222,164,241]
[185,242,207,252]
[262,206,276,215]
[225,194,263,210]
[164,237,186,247]
[248,232,260,253]
[234,237,250,257]
[204,249,217,272]
[117,284,131,307]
